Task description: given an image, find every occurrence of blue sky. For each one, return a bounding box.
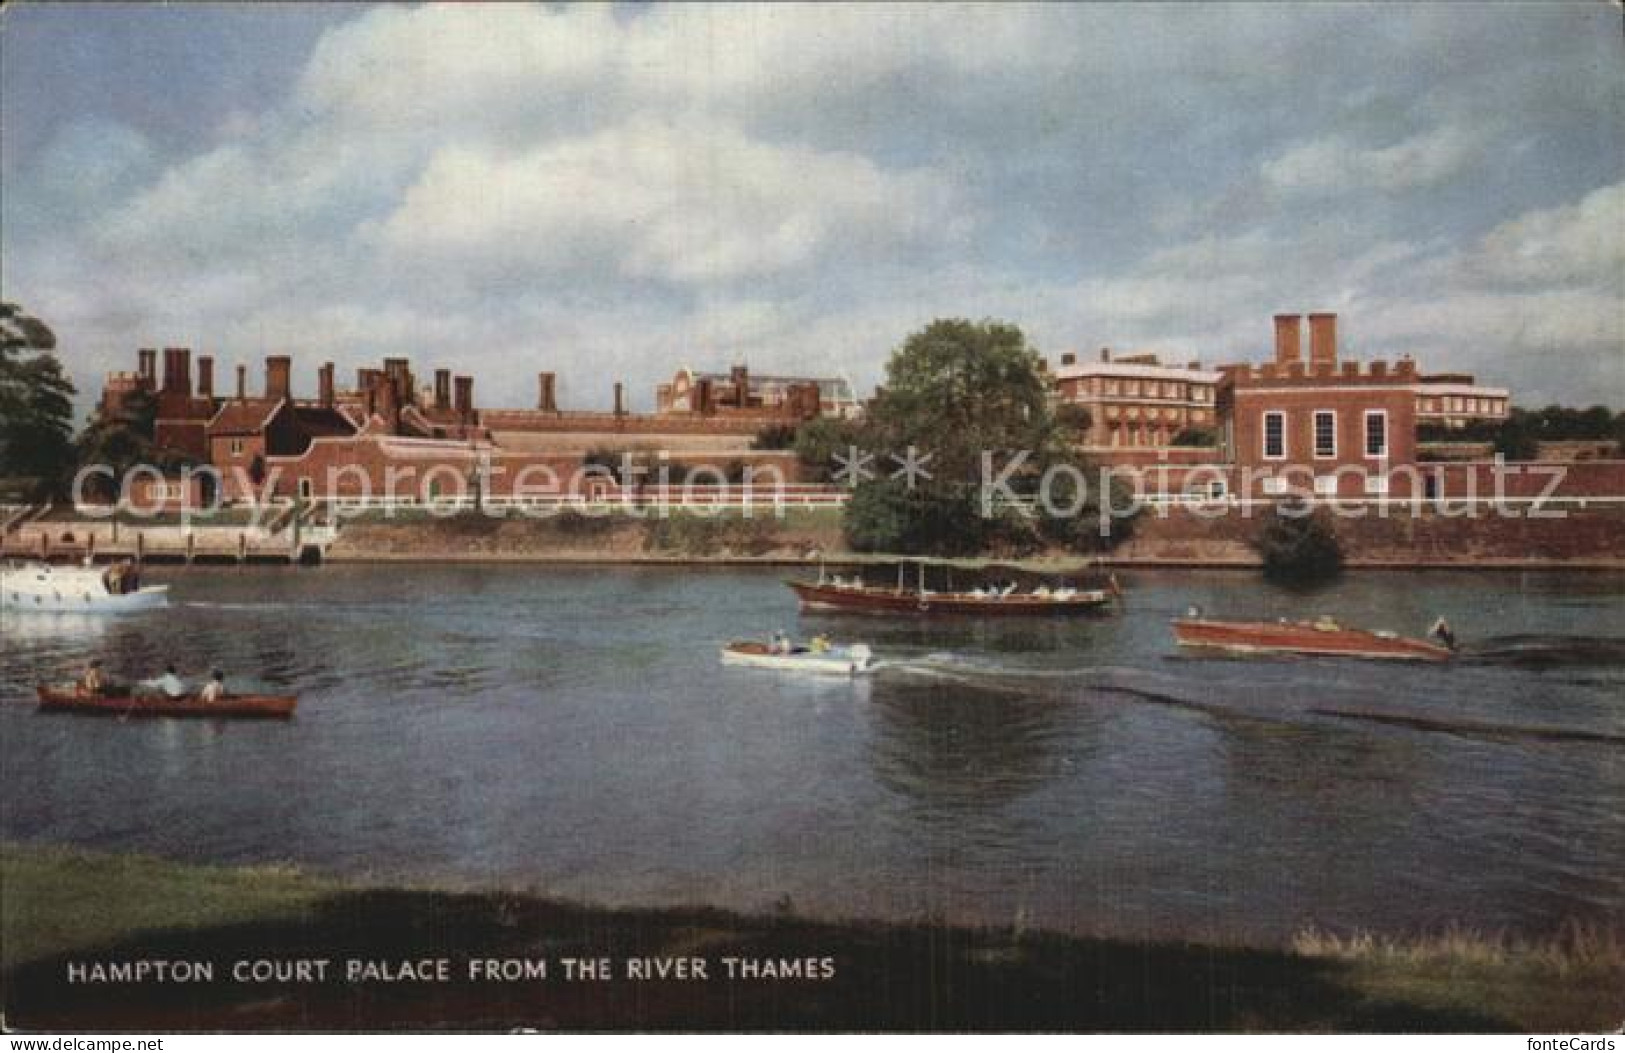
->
[3,2,1620,416]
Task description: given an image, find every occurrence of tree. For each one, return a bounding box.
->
[74,383,196,501]
[792,415,862,483]
[0,302,77,498]
[845,318,1134,555]
[1252,500,1343,584]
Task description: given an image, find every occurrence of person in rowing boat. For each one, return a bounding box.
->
[78,658,105,697]
[199,669,226,703]
[809,634,831,654]
[140,663,188,700]
[1429,617,1457,651]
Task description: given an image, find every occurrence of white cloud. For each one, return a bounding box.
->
[376,117,965,285]
[1465,181,1625,287]
[1261,125,1484,194]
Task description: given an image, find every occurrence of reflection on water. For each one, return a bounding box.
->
[2,565,1622,944]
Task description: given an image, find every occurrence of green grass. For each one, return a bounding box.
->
[0,843,336,970]
[4,843,1620,1031]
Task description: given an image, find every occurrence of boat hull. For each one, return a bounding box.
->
[2,563,169,613]
[1172,618,1453,662]
[36,686,298,719]
[789,580,1113,616]
[720,643,873,675]
[2,585,168,613]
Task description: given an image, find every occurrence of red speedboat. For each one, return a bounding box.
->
[1171,615,1455,662]
[36,685,298,719]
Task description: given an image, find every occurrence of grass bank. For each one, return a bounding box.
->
[4,844,1619,1031]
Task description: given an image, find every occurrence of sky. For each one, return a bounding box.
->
[2,2,1621,417]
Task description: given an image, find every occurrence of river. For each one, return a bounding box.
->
[3,564,1621,945]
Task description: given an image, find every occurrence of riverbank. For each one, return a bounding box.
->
[3,844,1619,1031]
[11,503,1625,568]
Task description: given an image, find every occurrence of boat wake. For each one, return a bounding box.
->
[1465,635,1625,669]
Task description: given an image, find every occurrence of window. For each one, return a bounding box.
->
[1263,411,1286,459]
[230,438,243,456]
[1364,411,1388,457]
[298,477,313,500]
[1313,410,1336,458]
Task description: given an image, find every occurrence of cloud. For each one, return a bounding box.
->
[375,117,966,285]
[1464,181,1625,288]
[1261,125,1485,194]
[2,3,1621,416]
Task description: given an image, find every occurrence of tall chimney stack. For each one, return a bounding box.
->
[613,381,625,417]
[434,369,451,411]
[266,355,292,401]
[236,364,247,401]
[138,348,157,385]
[162,347,191,394]
[197,355,214,400]
[1273,314,1302,366]
[730,364,749,408]
[453,375,474,418]
[1308,312,1337,368]
[318,362,335,409]
[537,372,557,412]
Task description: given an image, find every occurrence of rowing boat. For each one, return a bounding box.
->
[35,685,299,719]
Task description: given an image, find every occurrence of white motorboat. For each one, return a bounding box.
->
[721,640,876,675]
[0,560,169,613]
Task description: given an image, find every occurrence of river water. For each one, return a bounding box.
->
[3,564,1621,945]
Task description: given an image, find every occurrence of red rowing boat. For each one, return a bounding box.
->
[1171,617,1455,662]
[36,686,299,719]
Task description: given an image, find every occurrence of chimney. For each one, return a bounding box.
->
[730,364,749,408]
[1099,347,1112,363]
[613,381,625,417]
[195,355,214,400]
[383,358,412,405]
[696,377,714,415]
[236,364,247,401]
[162,347,191,394]
[1060,352,1077,367]
[377,373,401,432]
[1273,314,1302,366]
[537,372,556,412]
[433,369,451,411]
[454,375,473,417]
[1308,312,1337,368]
[318,362,335,409]
[138,348,158,385]
[266,355,292,401]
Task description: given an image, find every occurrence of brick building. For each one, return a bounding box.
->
[1219,313,1422,499]
[1415,374,1510,429]
[656,365,859,419]
[1049,348,1220,449]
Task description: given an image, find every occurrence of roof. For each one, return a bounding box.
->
[206,398,286,436]
[1052,361,1220,383]
[684,369,857,401]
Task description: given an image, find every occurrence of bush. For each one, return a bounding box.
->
[1252,501,1343,583]
[642,512,782,556]
[751,423,798,450]
[1170,427,1217,447]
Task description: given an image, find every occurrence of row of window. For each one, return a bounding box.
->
[1102,406,1212,423]
[1419,396,1506,415]
[1261,410,1387,460]
[1075,378,1214,402]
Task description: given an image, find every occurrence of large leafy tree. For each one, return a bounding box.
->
[844,318,1134,555]
[0,302,77,498]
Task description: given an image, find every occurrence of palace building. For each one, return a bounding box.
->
[1048,349,1220,449]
